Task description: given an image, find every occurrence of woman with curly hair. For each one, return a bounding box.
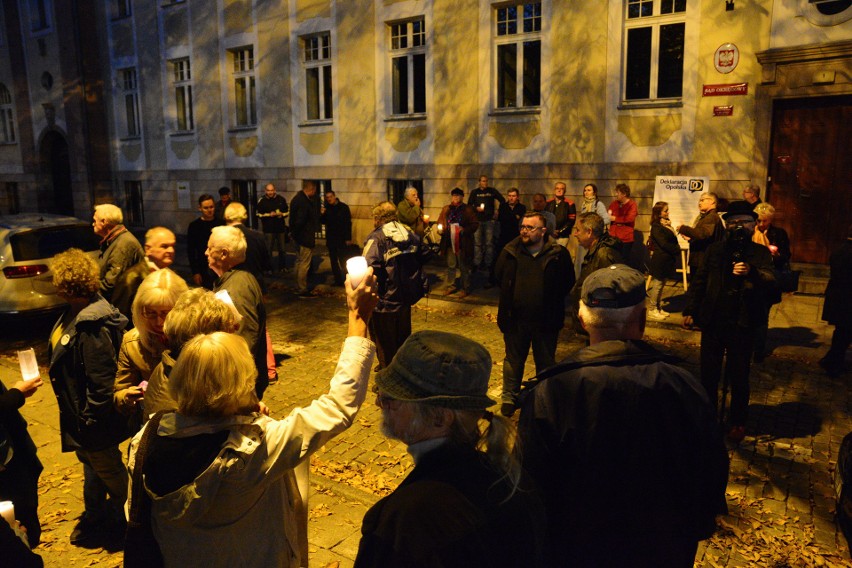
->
[113,269,188,432]
[47,248,129,546]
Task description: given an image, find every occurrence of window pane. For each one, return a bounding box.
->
[523,3,541,33]
[249,77,256,124]
[125,94,138,136]
[235,78,247,125]
[497,43,517,108]
[522,40,541,106]
[392,56,408,114]
[176,87,187,130]
[323,65,333,119]
[657,23,684,98]
[186,86,194,130]
[625,27,652,100]
[661,0,673,13]
[675,0,687,13]
[306,68,319,120]
[413,53,426,113]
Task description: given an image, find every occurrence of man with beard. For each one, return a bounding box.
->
[355,331,546,567]
[495,212,573,417]
[683,200,777,443]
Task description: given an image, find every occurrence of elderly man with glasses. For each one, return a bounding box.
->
[676,192,724,274]
[494,212,574,417]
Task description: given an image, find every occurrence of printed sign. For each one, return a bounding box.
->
[653,176,711,248]
[177,182,191,210]
[702,83,748,96]
[714,43,739,74]
[713,105,734,117]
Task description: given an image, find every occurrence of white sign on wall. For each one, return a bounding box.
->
[653,176,711,246]
[177,182,191,210]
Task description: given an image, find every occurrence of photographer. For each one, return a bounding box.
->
[683,201,777,443]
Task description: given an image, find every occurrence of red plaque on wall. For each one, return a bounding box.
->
[702,83,748,96]
[713,106,734,116]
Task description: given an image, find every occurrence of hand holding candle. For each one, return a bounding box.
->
[346,256,369,288]
[437,223,443,234]
[0,501,15,526]
[422,214,430,223]
[17,349,39,381]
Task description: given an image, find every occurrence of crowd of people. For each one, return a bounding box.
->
[0,177,848,568]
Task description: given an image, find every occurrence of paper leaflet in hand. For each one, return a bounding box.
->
[214,289,243,323]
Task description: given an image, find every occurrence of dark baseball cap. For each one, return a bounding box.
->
[581,264,646,309]
[722,200,758,220]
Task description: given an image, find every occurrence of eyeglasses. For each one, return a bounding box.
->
[519,225,543,233]
[376,391,397,408]
[141,308,171,321]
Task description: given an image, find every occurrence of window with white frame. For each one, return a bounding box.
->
[231,47,257,127]
[111,0,131,20]
[0,84,16,144]
[28,0,50,32]
[494,3,541,110]
[171,58,194,132]
[623,0,686,102]
[388,18,426,116]
[120,67,141,137]
[303,33,333,121]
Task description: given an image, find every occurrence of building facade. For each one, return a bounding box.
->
[1,0,850,261]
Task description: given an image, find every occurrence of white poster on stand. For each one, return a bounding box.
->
[653,176,710,247]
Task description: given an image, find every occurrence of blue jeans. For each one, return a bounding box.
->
[474,220,496,269]
[647,277,665,310]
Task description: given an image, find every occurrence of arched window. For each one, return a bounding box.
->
[0,84,16,144]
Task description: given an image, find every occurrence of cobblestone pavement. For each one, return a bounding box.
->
[1,257,850,567]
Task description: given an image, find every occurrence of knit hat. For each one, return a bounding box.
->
[581,264,647,309]
[450,187,464,197]
[375,331,495,409]
[722,200,758,221]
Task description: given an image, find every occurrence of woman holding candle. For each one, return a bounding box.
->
[127,271,377,567]
[47,248,130,546]
[113,269,188,432]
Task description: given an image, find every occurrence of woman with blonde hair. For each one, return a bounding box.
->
[127,272,378,567]
[113,269,188,430]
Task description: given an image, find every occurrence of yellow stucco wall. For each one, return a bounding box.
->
[296,0,331,22]
[337,2,377,165]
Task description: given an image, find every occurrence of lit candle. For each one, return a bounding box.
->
[478,203,485,211]
[17,348,39,381]
[0,501,15,526]
[422,214,430,223]
[347,256,369,288]
[437,223,443,233]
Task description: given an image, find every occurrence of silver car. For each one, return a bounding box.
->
[0,214,100,315]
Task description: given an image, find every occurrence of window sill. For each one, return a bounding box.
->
[169,131,195,138]
[488,107,541,118]
[617,100,683,110]
[160,1,186,8]
[110,15,132,22]
[227,125,258,133]
[384,113,427,123]
[0,141,18,146]
[298,119,334,128]
[119,136,142,142]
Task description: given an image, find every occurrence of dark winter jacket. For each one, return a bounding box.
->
[289,191,319,248]
[468,186,504,222]
[321,201,352,246]
[497,202,526,251]
[363,221,428,313]
[648,222,681,280]
[437,203,479,261]
[256,194,288,234]
[234,223,271,292]
[98,226,144,300]
[678,209,723,271]
[683,237,777,330]
[822,239,852,327]
[355,443,546,568]
[545,198,577,239]
[48,296,129,452]
[518,340,729,566]
[495,237,574,333]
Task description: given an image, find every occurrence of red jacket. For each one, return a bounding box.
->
[608,199,637,243]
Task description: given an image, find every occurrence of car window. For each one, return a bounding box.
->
[10,225,100,261]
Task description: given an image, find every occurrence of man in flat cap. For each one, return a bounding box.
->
[683,200,777,443]
[355,330,546,567]
[518,264,728,567]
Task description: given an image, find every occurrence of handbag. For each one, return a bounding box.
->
[124,411,166,568]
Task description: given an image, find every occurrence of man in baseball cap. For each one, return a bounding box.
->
[518,264,729,566]
[355,330,546,567]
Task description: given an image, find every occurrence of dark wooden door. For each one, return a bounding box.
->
[768,95,852,264]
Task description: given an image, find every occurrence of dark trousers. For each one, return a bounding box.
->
[822,324,851,372]
[75,445,128,524]
[327,244,347,285]
[753,300,773,357]
[502,323,559,405]
[700,326,754,426]
[368,308,412,370]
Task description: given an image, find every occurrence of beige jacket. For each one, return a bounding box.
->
[127,336,375,568]
[114,328,163,412]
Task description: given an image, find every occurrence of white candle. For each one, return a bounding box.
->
[17,349,39,381]
[437,223,443,233]
[346,256,369,288]
[478,203,485,211]
[422,214,430,223]
[0,501,15,526]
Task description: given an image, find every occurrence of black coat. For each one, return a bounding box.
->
[497,202,526,250]
[355,444,547,568]
[648,222,681,280]
[289,191,320,248]
[570,234,624,307]
[823,239,852,326]
[495,236,574,333]
[321,201,352,246]
[235,223,271,291]
[48,296,129,452]
[678,210,723,271]
[683,237,777,330]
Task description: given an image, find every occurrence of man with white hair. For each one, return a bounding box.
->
[144,227,177,270]
[519,264,728,566]
[396,187,424,236]
[111,226,177,321]
[92,203,144,301]
[224,202,271,291]
[207,225,269,398]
